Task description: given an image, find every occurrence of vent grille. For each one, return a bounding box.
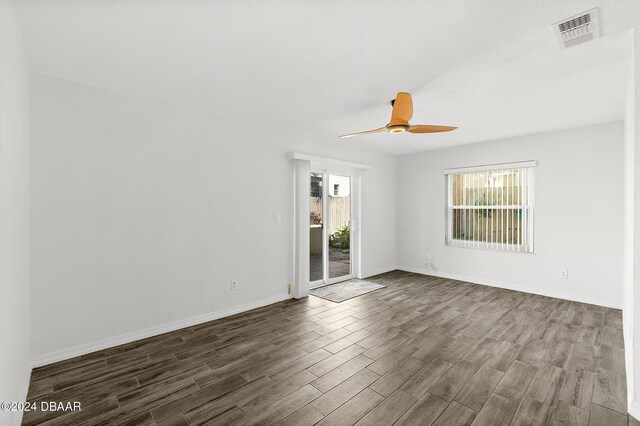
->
[558,14,590,34]
[553,8,600,49]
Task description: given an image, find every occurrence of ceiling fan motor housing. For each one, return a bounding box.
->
[387,124,409,133]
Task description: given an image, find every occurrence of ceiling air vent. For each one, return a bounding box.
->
[552,8,600,49]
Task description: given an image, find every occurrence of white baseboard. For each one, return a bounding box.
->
[624,328,635,415]
[398,266,622,309]
[629,400,640,421]
[31,293,293,368]
[360,266,398,279]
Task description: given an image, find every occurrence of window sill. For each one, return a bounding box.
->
[445,242,535,255]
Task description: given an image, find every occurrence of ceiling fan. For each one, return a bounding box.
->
[340,92,457,138]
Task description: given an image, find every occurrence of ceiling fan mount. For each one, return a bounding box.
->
[340,92,457,138]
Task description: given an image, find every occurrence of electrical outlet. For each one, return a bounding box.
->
[560,269,568,279]
[231,279,238,290]
[424,253,433,270]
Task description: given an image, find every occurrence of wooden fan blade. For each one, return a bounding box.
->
[339,127,387,138]
[389,92,413,126]
[408,124,457,133]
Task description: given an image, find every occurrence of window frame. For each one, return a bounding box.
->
[444,161,536,253]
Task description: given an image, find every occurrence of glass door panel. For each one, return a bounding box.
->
[328,175,351,280]
[309,172,324,282]
[310,172,353,286]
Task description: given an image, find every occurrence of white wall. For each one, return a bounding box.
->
[397,122,624,308]
[0,0,31,424]
[29,73,397,362]
[623,28,636,412]
[628,25,640,419]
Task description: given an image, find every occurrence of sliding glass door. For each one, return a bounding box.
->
[309,172,353,287]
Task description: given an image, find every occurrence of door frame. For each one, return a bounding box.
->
[290,153,368,299]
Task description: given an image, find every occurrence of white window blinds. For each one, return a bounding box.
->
[445,161,535,253]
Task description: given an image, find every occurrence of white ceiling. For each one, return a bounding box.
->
[16,0,640,155]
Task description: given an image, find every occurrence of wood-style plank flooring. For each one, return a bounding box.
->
[24,271,632,425]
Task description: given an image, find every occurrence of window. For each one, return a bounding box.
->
[445,161,535,253]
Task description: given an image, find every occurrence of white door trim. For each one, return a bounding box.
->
[287,152,371,170]
[291,154,365,298]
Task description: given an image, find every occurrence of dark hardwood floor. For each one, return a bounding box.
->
[23,271,631,425]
